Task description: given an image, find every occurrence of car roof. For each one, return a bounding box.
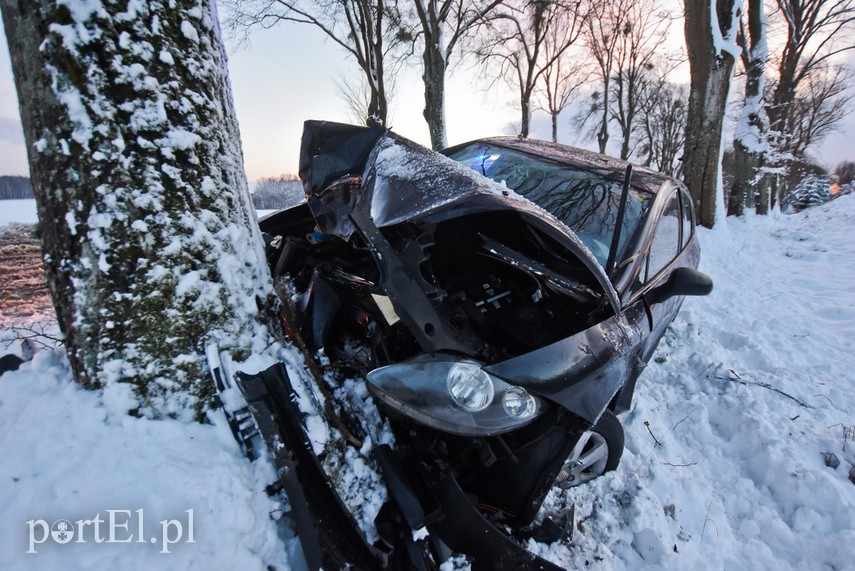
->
[444,136,674,195]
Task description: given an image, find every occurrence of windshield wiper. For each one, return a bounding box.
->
[605,165,633,277]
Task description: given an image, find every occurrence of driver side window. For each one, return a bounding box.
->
[645,193,681,282]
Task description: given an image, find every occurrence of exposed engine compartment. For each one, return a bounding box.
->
[262,205,610,373]
[260,205,615,523]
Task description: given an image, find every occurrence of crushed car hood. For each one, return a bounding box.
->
[298,120,621,312]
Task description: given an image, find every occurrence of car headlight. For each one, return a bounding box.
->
[446,362,494,412]
[366,356,545,436]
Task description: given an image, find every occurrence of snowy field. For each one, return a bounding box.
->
[0,199,278,226]
[0,199,38,226]
[1,196,854,569]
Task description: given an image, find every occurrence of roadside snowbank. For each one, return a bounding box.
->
[0,350,290,570]
[532,194,855,569]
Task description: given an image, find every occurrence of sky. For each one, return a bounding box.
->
[0,8,852,180]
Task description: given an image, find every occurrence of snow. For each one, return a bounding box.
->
[710,0,742,60]
[180,21,199,43]
[527,195,855,569]
[2,195,854,568]
[0,351,289,569]
[158,50,175,66]
[0,199,39,225]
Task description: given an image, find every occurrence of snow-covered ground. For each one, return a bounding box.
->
[531,195,855,569]
[1,196,853,569]
[0,199,38,226]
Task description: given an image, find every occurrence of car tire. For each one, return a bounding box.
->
[556,410,624,489]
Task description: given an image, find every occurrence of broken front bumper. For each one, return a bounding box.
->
[227,361,564,570]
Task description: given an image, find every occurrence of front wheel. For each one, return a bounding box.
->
[555,410,624,489]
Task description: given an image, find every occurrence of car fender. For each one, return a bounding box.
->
[484,302,647,424]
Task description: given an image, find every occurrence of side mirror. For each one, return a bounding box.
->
[650,266,713,304]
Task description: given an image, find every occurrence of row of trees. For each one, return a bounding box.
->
[251,174,304,209]
[725,0,855,222]
[225,0,854,228]
[223,0,685,158]
[0,175,33,199]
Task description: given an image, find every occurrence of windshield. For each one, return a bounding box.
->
[447,143,652,268]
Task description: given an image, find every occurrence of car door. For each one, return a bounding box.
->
[638,186,698,359]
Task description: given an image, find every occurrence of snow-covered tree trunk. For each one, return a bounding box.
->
[729,0,769,216]
[1,0,277,418]
[683,0,740,228]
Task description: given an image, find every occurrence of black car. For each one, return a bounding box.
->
[235,121,711,569]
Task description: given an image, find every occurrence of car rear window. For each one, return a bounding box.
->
[447,144,652,268]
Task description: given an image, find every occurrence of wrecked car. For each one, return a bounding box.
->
[221,121,712,569]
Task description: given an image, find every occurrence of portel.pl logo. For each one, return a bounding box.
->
[26,509,195,554]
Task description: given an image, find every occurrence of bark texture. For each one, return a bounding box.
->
[419,12,448,149]
[683,0,739,228]
[1,0,275,417]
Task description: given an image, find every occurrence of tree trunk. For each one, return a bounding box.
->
[1,0,276,417]
[683,0,738,228]
[367,84,387,127]
[597,76,610,153]
[728,141,751,216]
[520,93,531,138]
[551,111,559,143]
[619,114,632,160]
[768,38,799,152]
[729,0,768,216]
[366,0,388,128]
[756,172,770,214]
[422,40,448,150]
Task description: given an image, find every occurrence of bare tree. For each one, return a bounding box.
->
[410,0,503,149]
[637,79,687,177]
[836,160,855,184]
[252,174,304,209]
[765,0,855,206]
[768,0,855,146]
[225,0,410,127]
[609,0,671,160]
[478,0,588,139]
[729,0,770,216]
[335,71,398,126]
[535,29,589,143]
[1,0,276,417]
[784,63,854,156]
[583,0,630,153]
[683,0,741,228]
